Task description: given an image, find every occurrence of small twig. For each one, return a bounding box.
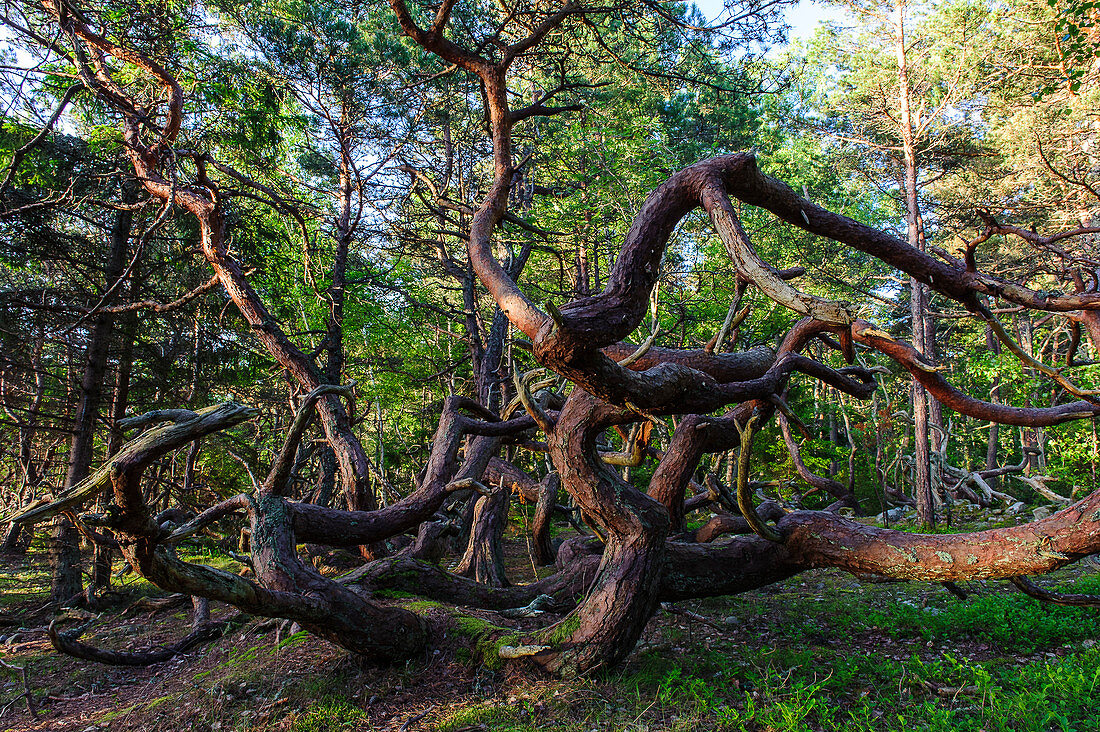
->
[399,707,433,731]
[659,603,725,632]
[0,656,36,718]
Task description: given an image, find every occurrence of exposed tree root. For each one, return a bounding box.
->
[47,612,242,667]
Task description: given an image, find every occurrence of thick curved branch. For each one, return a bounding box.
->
[165,494,249,545]
[733,414,781,542]
[853,320,1100,426]
[348,538,600,611]
[118,409,200,432]
[600,343,775,382]
[514,154,1100,416]
[703,182,852,325]
[693,502,787,543]
[287,402,537,546]
[779,494,1100,581]
[388,0,489,72]
[48,614,235,667]
[2,402,256,527]
[264,382,355,496]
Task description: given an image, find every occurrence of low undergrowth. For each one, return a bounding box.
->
[0,533,1097,731]
[619,638,1100,732]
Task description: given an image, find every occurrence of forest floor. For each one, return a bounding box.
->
[0,516,1098,732]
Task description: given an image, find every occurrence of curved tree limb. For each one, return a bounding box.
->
[1,402,256,527]
[47,612,238,667]
[1010,575,1100,607]
[733,414,781,542]
[853,321,1100,426]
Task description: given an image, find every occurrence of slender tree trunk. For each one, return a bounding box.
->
[53,186,134,604]
[985,325,1002,487]
[86,274,140,605]
[1016,317,1043,475]
[827,403,839,477]
[476,243,532,411]
[48,517,82,605]
[3,316,47,556]
[324,126,382,517]
[532,473,560,566]
[180,315,202,500]
[926,309,945,500]
[575,238,591,297]
[0,522,26,554]
[314,446,337,507]
[1090,418,1098,488]
[16,316,46,497]
[895,0,934,527]
[407,519,457,563]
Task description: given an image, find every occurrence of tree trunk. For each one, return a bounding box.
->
[532,473,560,566]
[985,325,1002,487]
[648,414,710,533]
[406,519,457,563]
[14,311,47,507]
[86,267,141,606]
[534,390,670,677]
[4,319,44,557]
[1,523,27,555]
[827,404,839,477]
[53,186,134,604]
[49,518,83,605]
[314,446,337,507]
[895,0,935,527]
[453,481,511,587]
[476,243,532,411]
[926,311,945,501]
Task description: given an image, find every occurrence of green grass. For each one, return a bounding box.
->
[619,643,1100,731]
[291,696,366,732]
[886,576,1100,649]
[177,544,248,573]
[0,540,51,609]
[698,573,1100,651]
[607,568,1100,732]
[436,703,533,731]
